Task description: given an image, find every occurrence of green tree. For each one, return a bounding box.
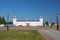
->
[45,21,49,25]
[52,22,55,25]
[1,16,6,24]
[6,22,13,24]
[0,16,2,24]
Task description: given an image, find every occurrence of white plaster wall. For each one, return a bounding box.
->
[0,24,5,27]
[13,17,17,25]
[39,17,43,26]
[16,21,43,26]
[13,16,43,26]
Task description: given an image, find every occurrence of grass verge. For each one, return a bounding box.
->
[0,30,44,40]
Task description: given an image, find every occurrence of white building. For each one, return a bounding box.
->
[13,16,43,26]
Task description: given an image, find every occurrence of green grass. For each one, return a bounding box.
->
[0,30,44,40]
[44,25,60,30]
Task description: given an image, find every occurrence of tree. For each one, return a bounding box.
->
[0,16,2,24]
[52,22,55,25]
[45,21,49,25]
[6,22,13,24]
[1,16,6,24]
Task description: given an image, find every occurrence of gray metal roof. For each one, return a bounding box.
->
[17,20,39,22]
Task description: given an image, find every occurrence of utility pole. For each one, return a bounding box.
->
[7,13,9,30]
[51,19,52,28]
[43,17,44,27]
[56,14,59,30]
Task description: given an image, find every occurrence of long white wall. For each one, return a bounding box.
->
[16,21,42,26]
[13,16,43,26]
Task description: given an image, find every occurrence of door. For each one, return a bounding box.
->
[26,23,30,26]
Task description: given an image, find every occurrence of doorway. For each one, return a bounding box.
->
[26,23,30,26]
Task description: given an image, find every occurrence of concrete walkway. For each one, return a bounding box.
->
[38,29,60,40]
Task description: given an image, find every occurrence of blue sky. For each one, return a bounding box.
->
[0,0,60,23]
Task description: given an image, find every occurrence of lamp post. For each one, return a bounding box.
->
[56,14,59,30]
[51,19,52,28]
[7,13,9,30]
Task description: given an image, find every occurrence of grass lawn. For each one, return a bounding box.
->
[44,25,60,30]
[0,30,44,40]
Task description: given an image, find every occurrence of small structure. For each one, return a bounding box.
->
[0,24,5,27]
[13,16,43,26]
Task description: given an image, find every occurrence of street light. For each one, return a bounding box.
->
[56,14,59,30]
[7,13,9,30]
[51,19,52,28]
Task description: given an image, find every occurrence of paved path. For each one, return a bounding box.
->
[0,26,60,40]
[38,29,60,40]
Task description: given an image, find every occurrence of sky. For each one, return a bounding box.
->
[0,0,60,23]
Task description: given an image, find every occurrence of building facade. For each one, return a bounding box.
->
[13,16,43,26]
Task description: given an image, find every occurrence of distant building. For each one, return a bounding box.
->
[54,23,60,26]
[13,16,43,26]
